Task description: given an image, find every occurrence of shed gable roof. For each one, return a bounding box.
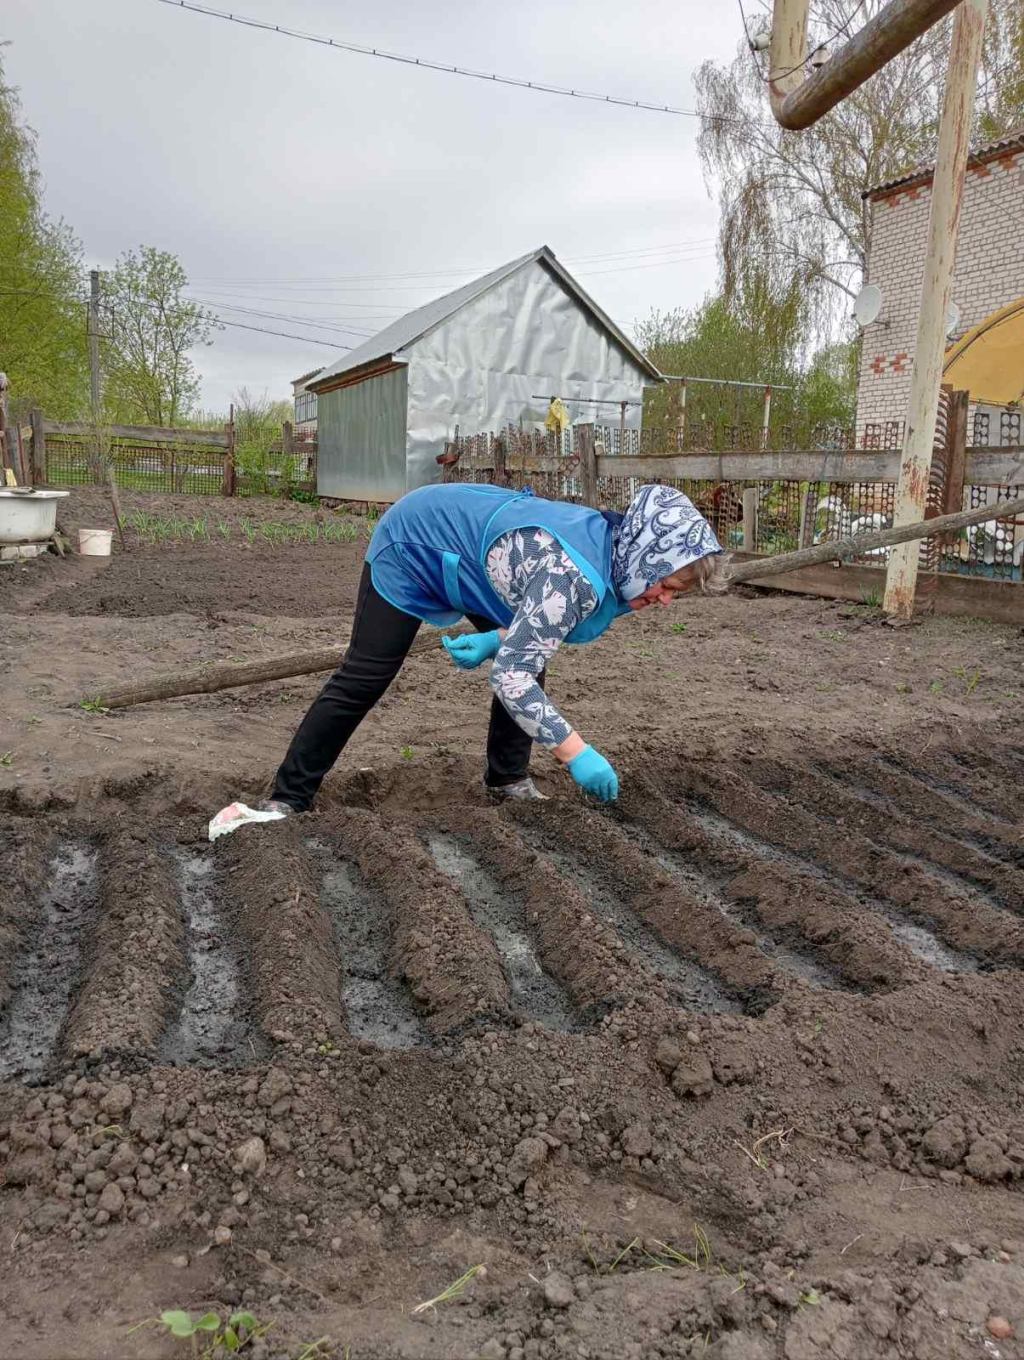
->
[310,246,661,390]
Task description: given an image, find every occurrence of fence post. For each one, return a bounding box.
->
[798,484,818,548]
[222,403,236,497]
[742,487,759,552]
[577,423,598,507]
[30,408,46,485]
[282,420,294,455]
[941,389,970,518]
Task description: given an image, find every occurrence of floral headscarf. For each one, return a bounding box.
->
[611,484,722,601]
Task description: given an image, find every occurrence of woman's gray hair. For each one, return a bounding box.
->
[693,552,733,595]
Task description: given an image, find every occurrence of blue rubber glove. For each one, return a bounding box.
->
[441,630,501,670]
[567,745,619,802]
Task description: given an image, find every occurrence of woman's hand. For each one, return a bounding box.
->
[565,744,619,802]
[442,630,502,670]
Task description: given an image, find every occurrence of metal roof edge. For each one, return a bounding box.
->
[308,354,408,393]
[864,128,1024,200]
[533,246,663,382]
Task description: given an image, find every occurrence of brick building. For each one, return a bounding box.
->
[855,129,1024,447]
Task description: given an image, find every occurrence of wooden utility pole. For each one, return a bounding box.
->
[88,269,126,545]
[30,408,47,485]
[222,401,237,496]
[0,372,14,485]
[883,0,987,619]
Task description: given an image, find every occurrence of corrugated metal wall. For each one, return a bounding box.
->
[404,258,649,489]
[316,366,409,502]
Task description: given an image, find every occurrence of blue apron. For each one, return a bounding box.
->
[366,484,631,645]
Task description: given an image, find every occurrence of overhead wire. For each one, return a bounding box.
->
[154,0,747,124]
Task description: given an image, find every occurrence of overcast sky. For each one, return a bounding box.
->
[5,0,743,413]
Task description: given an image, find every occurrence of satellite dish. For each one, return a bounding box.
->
[944,301,961,336]
[853,284,882,328]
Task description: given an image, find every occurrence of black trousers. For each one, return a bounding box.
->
[271,564,546,810]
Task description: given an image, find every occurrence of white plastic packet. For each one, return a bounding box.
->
[208,801,286,842]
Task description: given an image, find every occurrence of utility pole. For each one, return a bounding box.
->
[87,267,126,545]
[88,269,102,426]
[883,0,987,619]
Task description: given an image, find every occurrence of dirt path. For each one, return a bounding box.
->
[2,489,1024,1359]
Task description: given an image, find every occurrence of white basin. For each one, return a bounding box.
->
[0,488,69,544]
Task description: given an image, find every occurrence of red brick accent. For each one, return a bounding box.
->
[871,354,887,376]
[968,161,992,178]
[890,352,909,374]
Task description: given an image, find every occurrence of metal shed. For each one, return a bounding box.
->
[309,245,662,503]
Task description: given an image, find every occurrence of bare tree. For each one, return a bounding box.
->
[695,0,1024,339]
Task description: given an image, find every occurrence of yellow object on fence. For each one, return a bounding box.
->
[544,398,571,434]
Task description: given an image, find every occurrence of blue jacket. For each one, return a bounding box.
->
[366,484,631,644]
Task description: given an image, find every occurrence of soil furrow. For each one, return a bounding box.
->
[820,755,1024,867]
[305,837,429,1050]
[887,750,1018,826]
[664,762,1024,968]
[320,808,510,1035]
[613,777,928,991]
[158,849,254,1066]
[0,839,98,1082]
[508,801,768,1013]
[427,833,581,1032]
[428,807,631,1014]
[748,757,1024,914]
[0,819,55,1025]
[63,831,184,1063]
[218,821,346,1044]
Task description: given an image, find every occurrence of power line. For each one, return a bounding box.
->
[189,239,719,286]
[0,285,349,351]
[154,0,739,123]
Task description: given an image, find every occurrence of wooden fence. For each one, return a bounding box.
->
[23,413,316,497]
[441,408,1024,621]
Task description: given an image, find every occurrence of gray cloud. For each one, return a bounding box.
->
[5,0,737,410]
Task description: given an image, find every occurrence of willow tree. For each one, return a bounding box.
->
[0,51,87,417]
[694,0,1024,336]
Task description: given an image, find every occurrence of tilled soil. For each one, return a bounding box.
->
[4,489,1024,1358]
[3,740,1024,1360]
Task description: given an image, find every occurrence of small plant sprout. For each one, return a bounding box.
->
[400,745,414,761]
[0,751,13,767]
[670,622,687,635]
[860,588,883,607]
[412,1263,486,1314]
[128,1308,271,1356]
[734,1127,793,1171]
[953,665,982,696]
[929,679,944,694]
[642,1223,714,1273]
[79,698,109,715]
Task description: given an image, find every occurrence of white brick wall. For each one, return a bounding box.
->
[855,147,1024,443]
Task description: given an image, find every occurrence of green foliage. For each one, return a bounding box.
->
[0,51,88,418]
[101,247,220,425]
[637,284,856,445]
[130,1308,271,1357]
[231,386,301,497]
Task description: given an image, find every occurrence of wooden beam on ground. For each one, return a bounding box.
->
[732,555,1024,625]
[727,494,1024,584]
[83,624,472,711]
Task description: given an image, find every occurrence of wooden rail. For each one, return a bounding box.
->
[451,446,1024,487]
[43,420,229,448]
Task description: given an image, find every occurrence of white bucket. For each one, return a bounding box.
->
[78,528,113,557]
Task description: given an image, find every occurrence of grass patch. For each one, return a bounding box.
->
[124,510,358,547]
[412,1264,486,1314]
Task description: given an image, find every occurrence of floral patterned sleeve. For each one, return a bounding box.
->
[484,528,598,748]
